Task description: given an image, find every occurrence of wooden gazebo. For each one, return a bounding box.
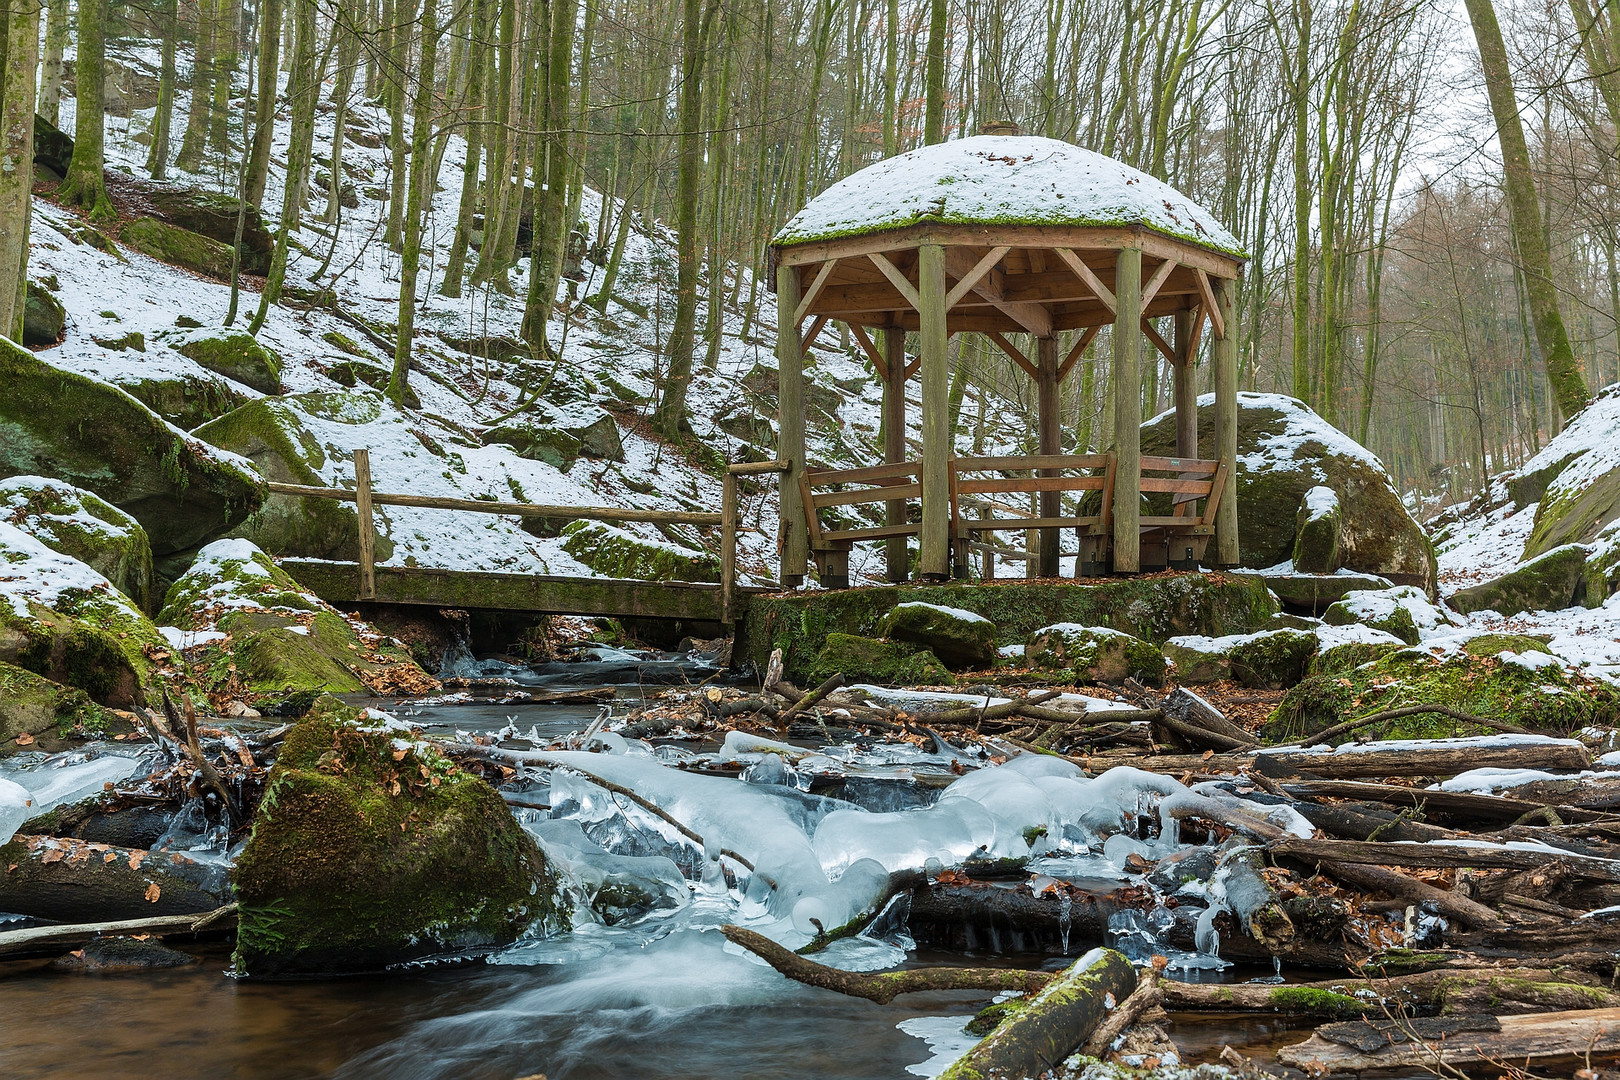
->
[769,135,1246,588]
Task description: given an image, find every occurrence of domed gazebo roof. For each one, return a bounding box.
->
[773,136,1244,258]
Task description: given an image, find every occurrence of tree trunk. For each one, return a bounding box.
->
[0,0,39,339]
[923,0,947,144]
[145,0,178,178]
[389,0,435,405]
[439,0,488,296]
[519,0,577,350]
[37,0,67,125]
[175,0,216,171]
[1463,0,1590,424]
[244,0,283,208]
[60,0,111,219]
[248,0,317,333]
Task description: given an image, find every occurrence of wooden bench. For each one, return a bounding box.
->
[1135,455,1226,571]
[799,461,921,588]
[949,453,1116,578]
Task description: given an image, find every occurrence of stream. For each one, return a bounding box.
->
[0,659,1322,1079]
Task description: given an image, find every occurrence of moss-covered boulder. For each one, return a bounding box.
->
[877,601,997,670]
[1257,569,1393,614]
[1141,393,1435,592]
[0,522,169,706]
[144,185,274,273]
[1448,544,1589,617]
[232,697,561,975]
[1310,625,1406,677]
[159,539,435,703]
[0,661,122,758]
[1267,641,1620,742]
[33,112,73,178]
[1510,387,1620,570]
[1025,623,1166,685]
[171,330,283,395]
[1292,486,1342,574]
[1228,628,1317,690]
[0,339,262,555]
[1323,585,1456,646]
[484,403,624,471]
[737,573,1278,682]
[115,371,249,430]
[1,476,156,611]
[560,521,718,582]
[191,393,398,562]
[120,217,237,280]
[806,632,953,686]
[22,281,65,346]
[1162,636,1233,684]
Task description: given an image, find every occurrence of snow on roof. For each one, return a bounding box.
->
[772,136,1245,256]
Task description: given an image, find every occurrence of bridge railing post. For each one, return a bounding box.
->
[721,471,737,625]
[353,448,377,600]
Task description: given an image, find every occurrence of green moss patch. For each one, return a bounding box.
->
[1,476,156,612]
[1448,544,1589,617]
[0,661,123,757]
[878,602,997,670]
[232,697,562,975]
[1026,623,1165,685]
[807,633,953,686]
[121,217,237,280]
[171,330,283,396]
[560,520,718,583]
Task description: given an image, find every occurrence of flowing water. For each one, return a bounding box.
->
[0,666,1323,1079]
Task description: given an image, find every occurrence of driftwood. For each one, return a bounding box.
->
[0,903,239,962]
[1162,965,1619,1014]
[1081,970,1162,1057]
[1304,860,1508,932]
[1258,741,1592,780]
[939,948,1137,1080]
[1292,801,1456,844]
[1271,837,1620,885]
[1276,1007,1620,1071]
[720,923,1049,1004]
[1279,779,1595,825]
[777,673,845,725]
[1160,688,1259,750]
[797,870,923,954]
[908,881,1113,952]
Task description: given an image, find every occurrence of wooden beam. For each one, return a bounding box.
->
[848,322,887,377]
[800,315,830,357]
[918,243,950,578]
[987,331,1040,380]
[1036,336,1061,578]
[882,326,909,581]
[777,262,808,586]
[1212,275,1239,567]
[1195,268,1225,339]
[352,448,376,601]
[868,252,921,310]
[1051,247,1117,313]
[943,247,1052,336]
[1186,301,1205,363]
[1112,247,1143,573]
[794,258,839,325]
[1141,318,1175,364]
[944,245,1011,309]
[1140,257,1178,309]
[1058,325,1101,382]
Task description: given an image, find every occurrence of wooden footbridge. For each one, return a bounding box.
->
[271,452,785,626]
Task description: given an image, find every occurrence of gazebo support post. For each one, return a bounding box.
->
[1111,246,1143,573]
[1173,308,1197,458]
[776,262,808,588]
[918,243,951,579]
[883,324,909,582]
[1036,334,1061,578]
[1213,275,1240,567]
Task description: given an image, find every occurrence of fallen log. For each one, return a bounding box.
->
[1161,688,1259,749]
[1301,860,1508,932]
[0,835,227,923]
[719,923,1049,1004]
[0,903,239,962]
[1276,1007,1620,1072]
[1082,970,1162,1057]
[908,881,1113,952]
[940,947,1137,1080]
[1271,837,1620,885]
[1292,801,1456,844]
[1280,779,1595,825]
[1162,965,1618,1015]
[1258,739,1591,780]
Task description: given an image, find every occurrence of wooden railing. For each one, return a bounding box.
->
[950,453,1115,578]
[265,450,788,624]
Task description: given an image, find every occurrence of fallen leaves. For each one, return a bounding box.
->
[14,732,34,746]
[144,882,162,903]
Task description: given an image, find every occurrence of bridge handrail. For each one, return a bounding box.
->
[266,453,789,626]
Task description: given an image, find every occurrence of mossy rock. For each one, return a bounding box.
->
[1322,585,1454,646]
[0,523,169,707]
[1460,632,1553,657]
[0,338,262,555]
[1293,486,1342,574]
[1258,569,1393,614]
[191,392,397,562]
[1517,387,1620,562]
[1162,636,1232,684]
[231,697,562,975]
[807,632,952,686]
[143,185,274,273]
[1,476,156,611]
[33,112,73,176]
[1310,638,1403,678]
[736,573,1277,682]
[1141,393,1436,592]
[484,404,624,470]
[115,372,249,430]
[159,539,431,703]
[877,601,997,670]
[560,520,718,583]
[1265,645,1620,743]
[1448,544,1589,617]
[172,330,283,395]
[22,281,66,347]
[0,661,123,758]
[121,217,237,280]
[1026,623,1165,685]
[1228,629,1317,690]
[326,357,391,390]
